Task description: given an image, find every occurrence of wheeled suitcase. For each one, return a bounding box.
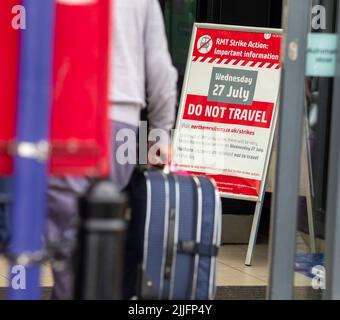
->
[124,169,222,300]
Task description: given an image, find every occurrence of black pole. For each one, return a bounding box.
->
[74,181,128,300]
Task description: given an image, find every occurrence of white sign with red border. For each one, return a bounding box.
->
[174,23,283,201]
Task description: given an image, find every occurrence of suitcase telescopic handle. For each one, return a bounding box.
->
[137,163,191,176]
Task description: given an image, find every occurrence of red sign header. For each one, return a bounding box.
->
[193,27,282,68]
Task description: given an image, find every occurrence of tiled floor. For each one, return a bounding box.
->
[216,244,311,287]
[0,244,311,290]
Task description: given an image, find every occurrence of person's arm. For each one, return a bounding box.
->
[144,0,178,133]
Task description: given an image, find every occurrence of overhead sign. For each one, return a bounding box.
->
[306,33,338,77]
[0,0,111,177]
[173,24,282,201]
[49,0,111,176]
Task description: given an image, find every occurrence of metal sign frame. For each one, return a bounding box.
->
[173,23,283,264]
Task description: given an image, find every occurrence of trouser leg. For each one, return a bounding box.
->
[46,121,138,299]
[46,177,90,300]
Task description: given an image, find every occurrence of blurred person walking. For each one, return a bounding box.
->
[46,0,177,299]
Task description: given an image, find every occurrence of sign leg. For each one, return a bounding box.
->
[305,151,316,253]
[304,112,316,253]
[245,198,265,266]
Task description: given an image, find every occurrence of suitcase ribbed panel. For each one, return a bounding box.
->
[191,177,203,299]
[211,184,222,299]
[169,174,180,300]
[172,175,197,299]
[196,177,216,299]
[161,174,177,299]
[143,171,167,296]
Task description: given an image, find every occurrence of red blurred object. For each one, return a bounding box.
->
[0,0,20,175]
[50,0,112,177]
[0,0,112,177]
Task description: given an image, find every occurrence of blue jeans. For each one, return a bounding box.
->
[46,121,138,299]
